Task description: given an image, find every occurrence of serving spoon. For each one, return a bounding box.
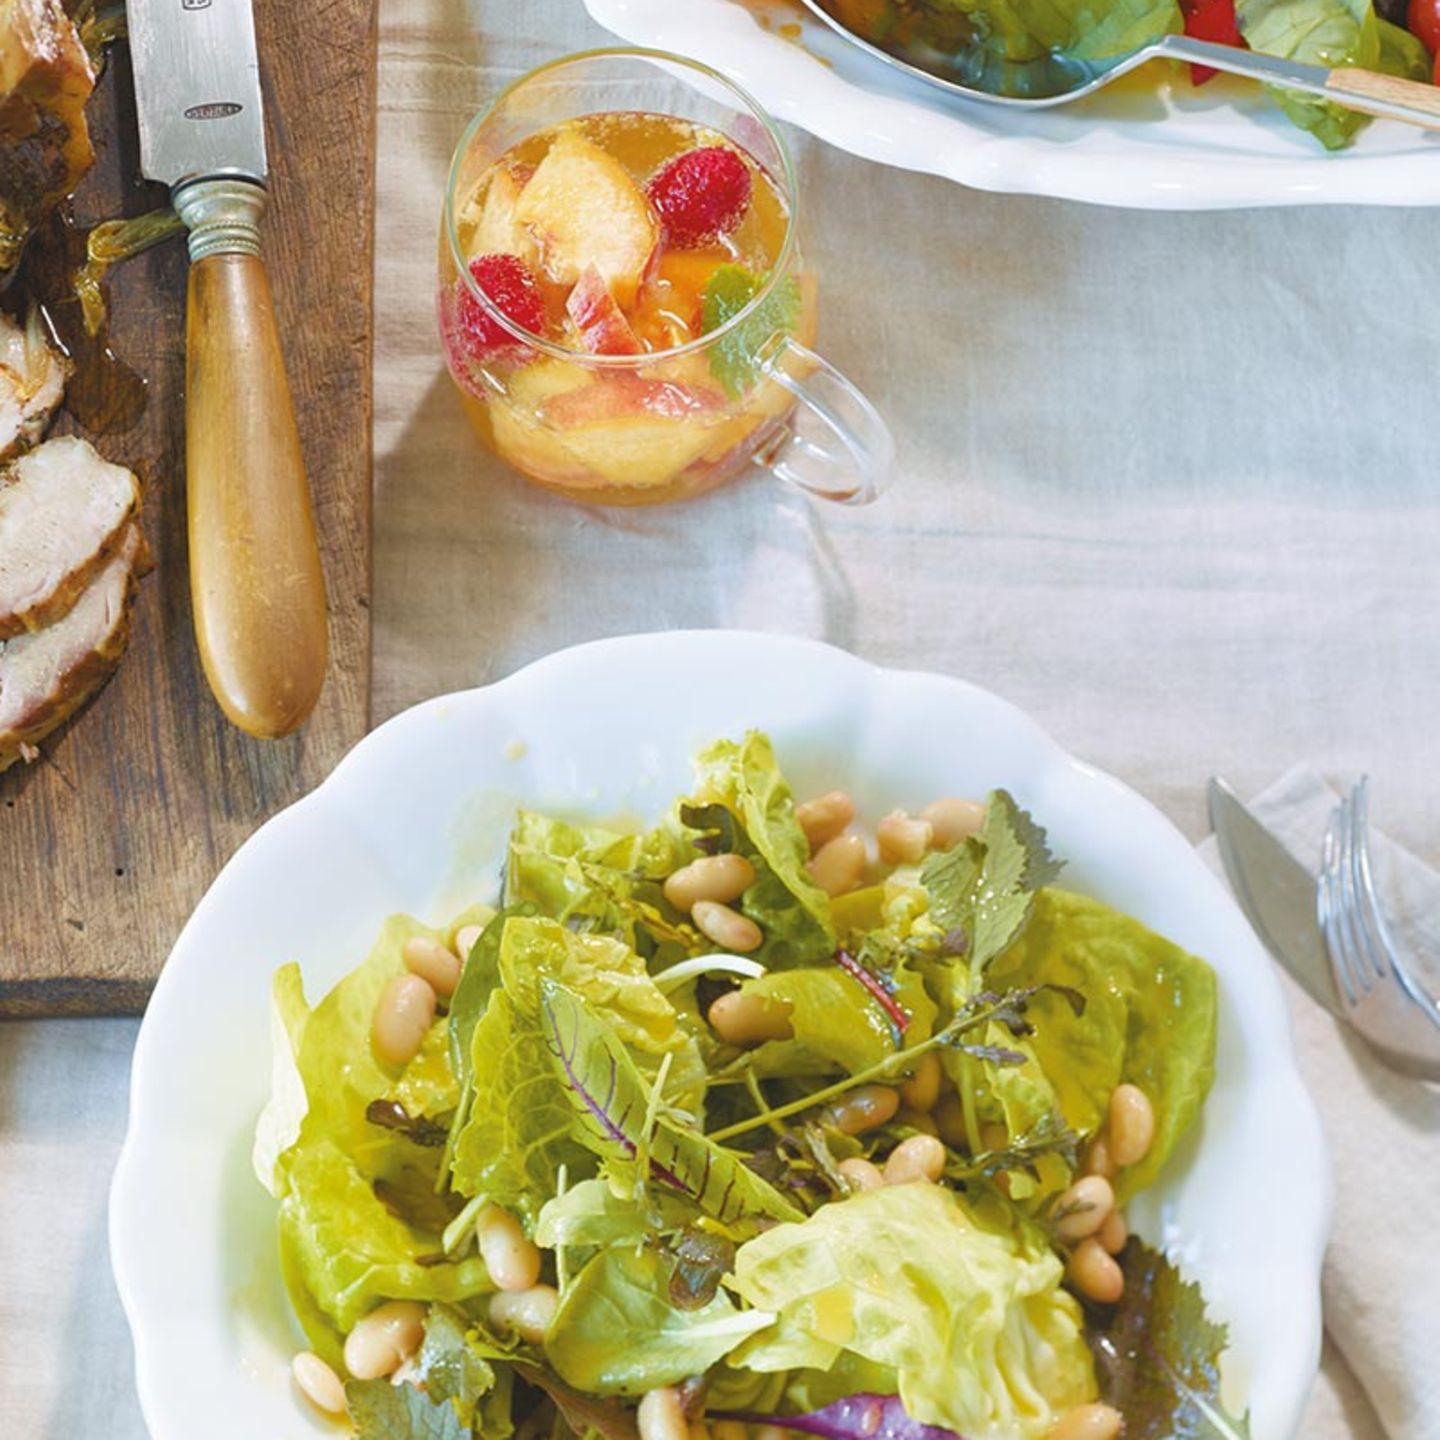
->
[797,0,1440,130]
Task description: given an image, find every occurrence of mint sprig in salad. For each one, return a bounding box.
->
[255,732,1238,1440]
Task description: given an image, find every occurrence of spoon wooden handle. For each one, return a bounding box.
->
[1326,68,1440,129]
[179,179,328,740]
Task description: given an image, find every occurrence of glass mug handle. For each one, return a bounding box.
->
[755,336,894,505]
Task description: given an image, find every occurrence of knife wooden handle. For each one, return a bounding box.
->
[179,178,328,740]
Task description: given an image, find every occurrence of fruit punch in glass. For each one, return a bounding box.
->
[439,51,891,506]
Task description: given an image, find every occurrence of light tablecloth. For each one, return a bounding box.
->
[4,0,1439,1433]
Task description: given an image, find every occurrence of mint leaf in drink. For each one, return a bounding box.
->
[1084,1239,1253,1439]
[921,789,1062,979]
[700,263,801,399]
[346,1377,469,1440]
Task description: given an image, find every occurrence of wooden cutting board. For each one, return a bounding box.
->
[0,0,377,1015]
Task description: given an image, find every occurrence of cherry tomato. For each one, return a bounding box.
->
[1408,0,1440,55]
[1181,0,1246,84]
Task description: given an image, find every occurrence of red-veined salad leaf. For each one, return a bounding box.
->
[538,977,803,1226]
[1084,1239,1252,1438]
[448,987,591,1224]
[717,1393,965,1440]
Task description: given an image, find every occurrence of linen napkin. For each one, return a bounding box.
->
[1201,765,1440,1440]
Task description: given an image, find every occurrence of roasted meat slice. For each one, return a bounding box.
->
[0,521,143,772]
[0,307,67,459]
[0,0,97,283]
[0,433,139,638]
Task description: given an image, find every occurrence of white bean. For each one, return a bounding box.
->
[637,1386,689,1440]
[898,1051,942,1112]
[1054,1175,1116,1241]
[453,923,484,959]
[707,990,793,1047]
[806,833,867,897]
[1048,1402,1125,1440]
[372,974,436,1067]
[1084,1134,1117,1181]
[477,1203,542,1292]
[876,811,934,866]
[488,1282,558,1343]
[664,853,756,911]
[837,1156,885,1192]
[820,1084,899,1135]
[795,790,855,852]
[1108,1083,1155,1167]
[291,1351,346,1415]
[343,1299,426,1380]
[920,797,987,850]
[1098,1208,1128,1255]
[935,1093,968,1148]
[402,935,461,998]
[691,899,763,953]
[1067,1237,1124,1304]
[883,1133,946,1184]
[895,1107,939,1137]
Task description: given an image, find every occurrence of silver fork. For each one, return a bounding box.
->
[1317,777,1440,1081]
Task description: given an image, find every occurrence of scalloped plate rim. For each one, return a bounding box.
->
[109,630,1330,1440]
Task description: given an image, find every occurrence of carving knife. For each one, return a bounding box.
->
[127,0,328,739]
[1208,777,1341,1017]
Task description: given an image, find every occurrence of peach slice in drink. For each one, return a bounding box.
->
[513,128,658,309]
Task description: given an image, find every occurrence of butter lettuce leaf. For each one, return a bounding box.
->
[546,1243,774,1395]
[740,960,936,1079]
[988,888,1217,1202]
[534,1176,698,1250]
[688,732,837,970]
[1236,0,1381,147]
[501,916,683,1056]
[729,1183,1095,1439]
[1085,1240,1252,1439]
[258,918,495,1336]
[504,809,695,958]
[279,1137,491,1333]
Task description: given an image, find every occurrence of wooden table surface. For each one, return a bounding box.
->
[0,0,377,1015]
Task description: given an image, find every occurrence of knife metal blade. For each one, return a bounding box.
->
[127,0,268,191]
[1208,777,1341,1017]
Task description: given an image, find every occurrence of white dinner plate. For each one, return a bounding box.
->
[110,632,1329,1438]
[583,0,1440,208]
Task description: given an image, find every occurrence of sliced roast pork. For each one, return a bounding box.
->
[0,0,97,282]
[0,307,67,459]
[0,522,143,771]
[0,433,139,638]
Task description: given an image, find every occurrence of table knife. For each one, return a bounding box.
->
[127,0,328,739]
[1208,777,1341,1017]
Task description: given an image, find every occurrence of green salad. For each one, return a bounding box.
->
[254,733,1248,1440]
[818,0,1435,149]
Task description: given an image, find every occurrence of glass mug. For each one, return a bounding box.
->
[437,49,893,506]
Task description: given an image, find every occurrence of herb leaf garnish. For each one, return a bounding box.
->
[922,789,1063,980]
[700,263,802,399]
[1084,1239,1253,1439]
